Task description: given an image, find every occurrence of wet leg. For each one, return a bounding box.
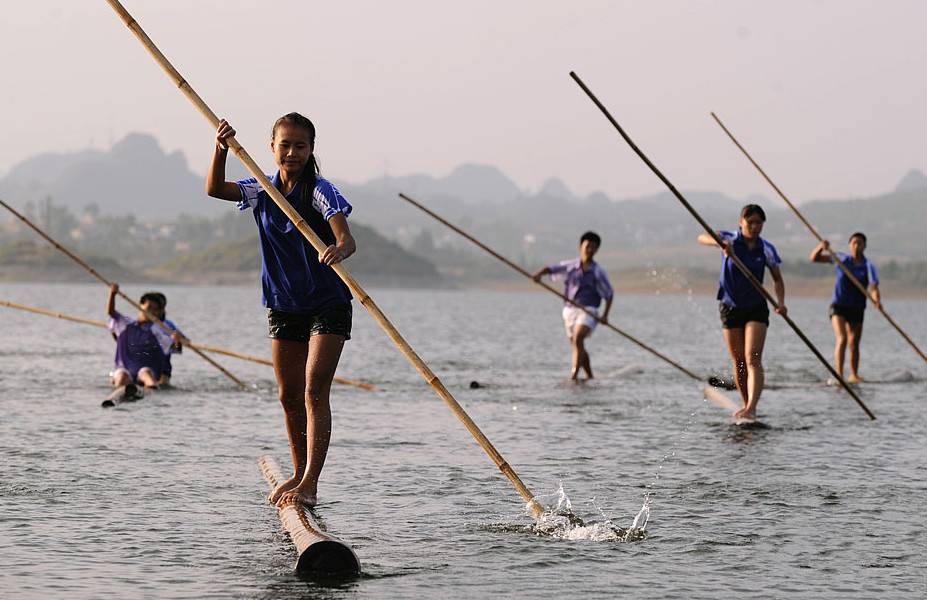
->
[831,315,848,380]
[741,321,768,420]
[269,338,309,504]
[722,326,748,415]
[847,321,864,383]
[276,334,345,507]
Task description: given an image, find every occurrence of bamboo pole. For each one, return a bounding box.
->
[104,0,544,518]
[0,299,374,391]
[711,112,927,366]
[397,193,705,381]
[569,71,875,420]
[0,299,107,328]
[0,197,246,390]
[398,192,734,408]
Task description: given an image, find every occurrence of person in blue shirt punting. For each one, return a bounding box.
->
[207,113,356,508]
[698,205,787,422]
[533,231,614,382]
[810,233,881,384]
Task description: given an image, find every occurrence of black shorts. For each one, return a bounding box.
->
[829,304,865,324]
[719,302,770,329]
[268,302,353,342]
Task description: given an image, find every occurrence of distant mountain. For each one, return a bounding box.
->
[365,163,522,205]
[2,133,925,272]
[538,177,574,200]
[155,221,441,286]
[895,169,927,193]
[0,133,234,219]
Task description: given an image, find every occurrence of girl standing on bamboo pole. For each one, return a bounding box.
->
[698,204,786,421]
[207,114,356,508]
[810,233,881,384]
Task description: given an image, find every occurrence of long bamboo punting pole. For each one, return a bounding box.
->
[259,455,360,576]
[569,71,875,420]
[711,112,927,366]
[0,197,246,390]
[104,0,544,518]
[0,299,374,391]
[398,192,735,409]
[397,193,708,383]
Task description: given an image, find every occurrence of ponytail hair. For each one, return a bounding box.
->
[272,112,320,218]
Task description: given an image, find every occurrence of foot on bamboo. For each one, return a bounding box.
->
[268,477,300,504]
[733,407,755,420]
[735,408,757,422]
[275,484,317,508]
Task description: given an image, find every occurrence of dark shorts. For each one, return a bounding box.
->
[719,302,770,329]
[268,302,353,342]
[829,304,865,324]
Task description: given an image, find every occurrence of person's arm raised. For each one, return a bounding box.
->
[206,119,244,201]
[810,239,832,263]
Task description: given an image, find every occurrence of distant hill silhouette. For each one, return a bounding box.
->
[2,132,926,273]
[156,221,441,286]
[0,133,245,218]
[895,168,927,193]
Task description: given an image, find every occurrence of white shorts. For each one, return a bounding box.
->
[562,305,599,338]
[111,366,155,383]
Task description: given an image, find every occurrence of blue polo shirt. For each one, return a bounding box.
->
[715,230,781,308]
[237,173,353,313]
[832,252,878,308]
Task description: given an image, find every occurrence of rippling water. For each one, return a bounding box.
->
[1,281,926,599]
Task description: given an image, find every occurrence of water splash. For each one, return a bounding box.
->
[520,483,650,542]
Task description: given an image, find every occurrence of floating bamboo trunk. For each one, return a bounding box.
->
[259,455,360,576]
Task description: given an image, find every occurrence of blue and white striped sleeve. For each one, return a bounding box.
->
[235,177,266,211]
[311,179,353,220]
[763,240,782,268]
[868,260,879,285]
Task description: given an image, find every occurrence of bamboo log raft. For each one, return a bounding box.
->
[258,456,361,576]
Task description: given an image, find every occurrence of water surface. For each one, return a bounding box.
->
[1,282,925,598]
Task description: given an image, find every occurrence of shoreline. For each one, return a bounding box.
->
[3,267,927,300]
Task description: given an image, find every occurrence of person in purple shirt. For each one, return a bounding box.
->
[698,205,787,422]
[810,232,881,383]
[207,113,356,508]
[533,231,614,382]
[106,284,176,395]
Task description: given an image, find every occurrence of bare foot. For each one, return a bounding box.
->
[848,376,862,384]
[268,476,300,504]
[733,407,756,421]
[737,410,757,422]
[275,484,317,508]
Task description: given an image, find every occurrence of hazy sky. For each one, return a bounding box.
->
[2,1,925,203]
